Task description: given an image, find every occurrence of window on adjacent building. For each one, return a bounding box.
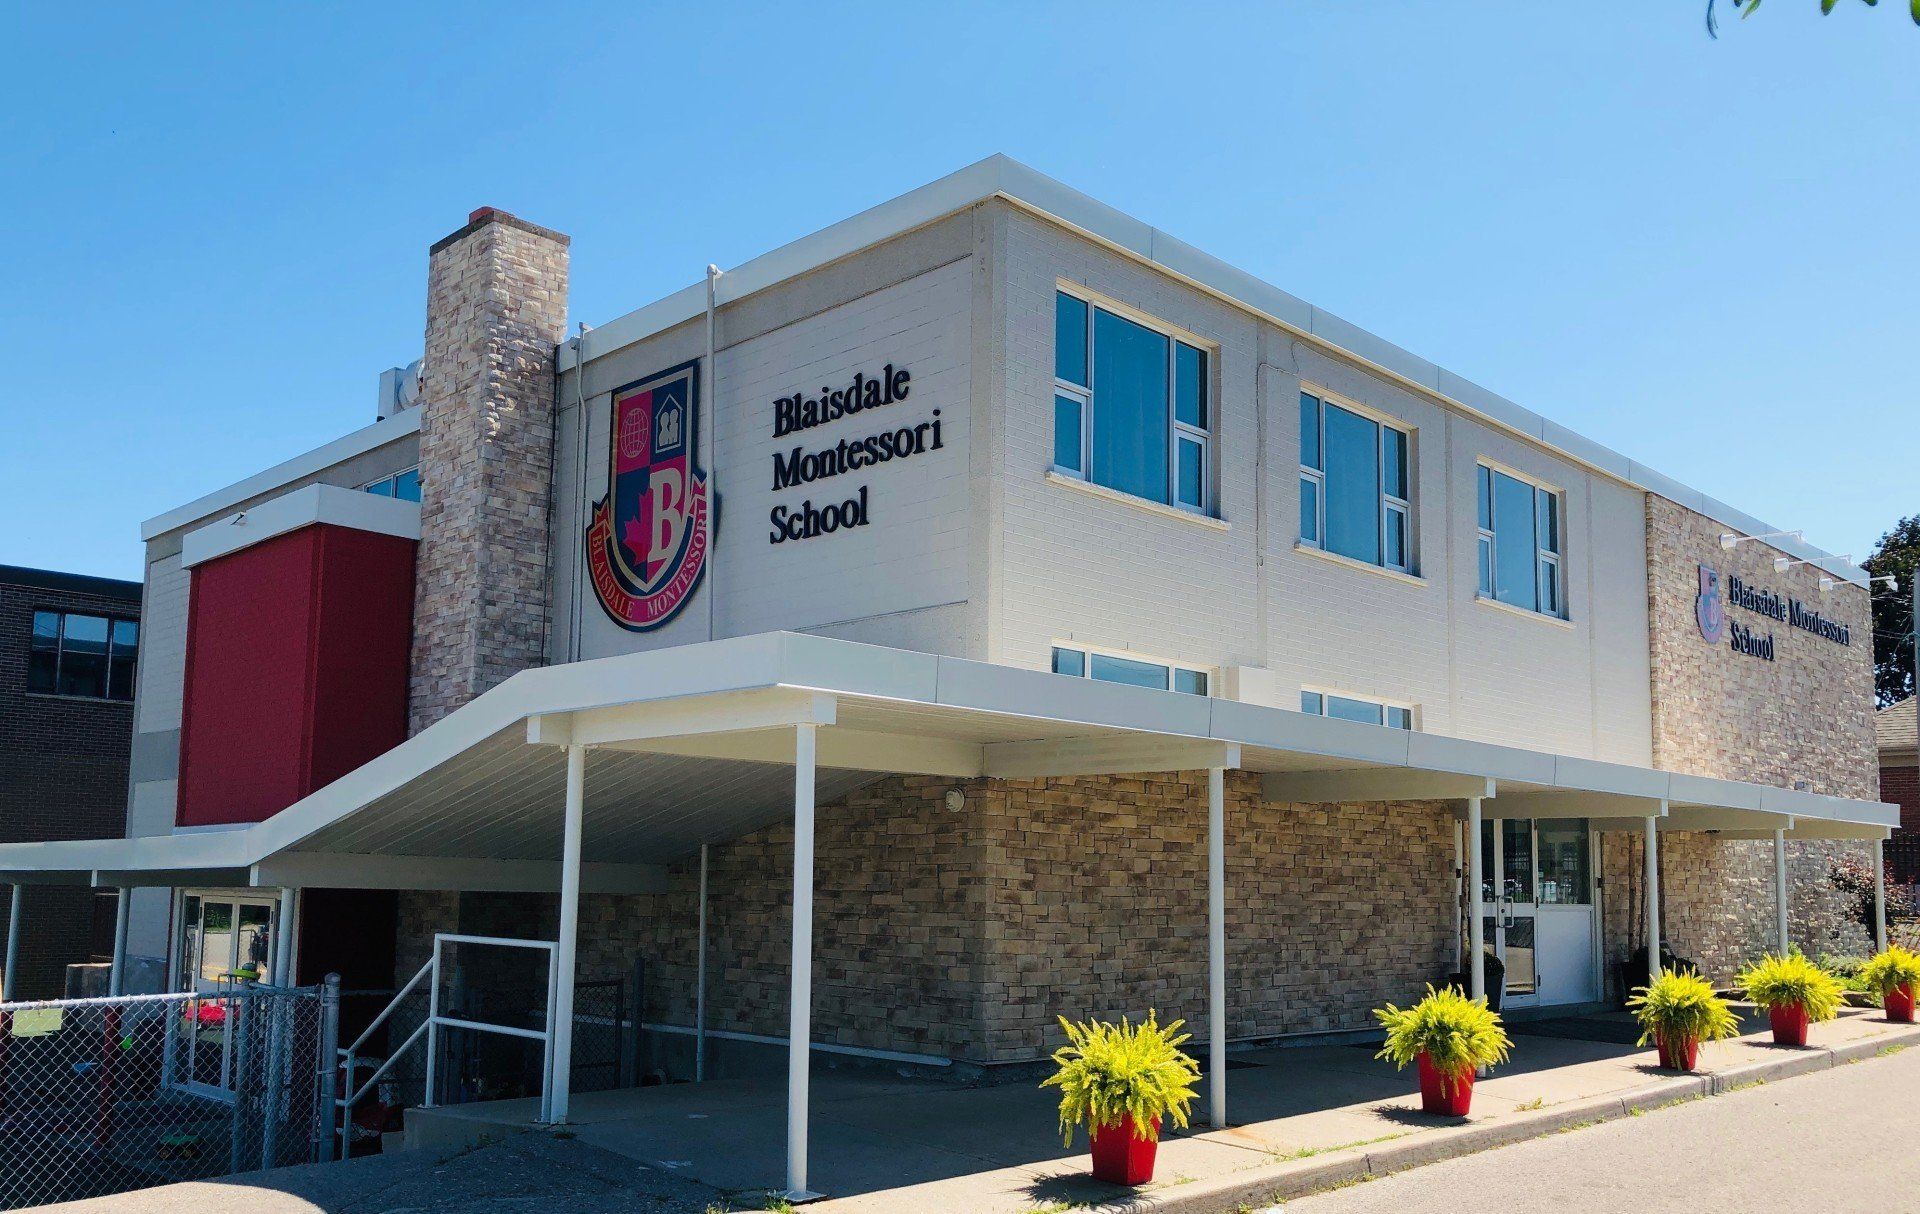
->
[29,610,138,701]
[1299,392,1411,572]
[361,467,422,502]
[1054,291,1210,512]
[1477,464,1565,617]
[1300,689,1413,730]
[1051,645,1209,696]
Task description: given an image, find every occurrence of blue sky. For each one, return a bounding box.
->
[3,2,1915,580]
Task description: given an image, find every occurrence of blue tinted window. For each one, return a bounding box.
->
[1176,438,1204,508]
[1173,668,1208,696]
[1175,343,1206,428]
[1054,395,1085,472]
[1299,394,1321,469]
[1322,404,1381,565]
[1091,308,1170,504]
[1477,465,1493,530]
[1300,691,1323,715]
[1386,706,1413,730]
[1493,470,1539,611]
[394,468,422,502]
[1383,428,1408,500]
[1299,477,1319,544]
[1325,694,1385,726]
[1051,647,1086,677]
[1055,292,1089,386]
[1089,652,1170,689]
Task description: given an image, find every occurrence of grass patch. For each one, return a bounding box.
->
[1269,1131,1408,1163]
[1514,1096,1545,1111]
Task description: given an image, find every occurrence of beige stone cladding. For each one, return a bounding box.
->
[1630,494,1879,977]
[396,772,1457,1067]
[410,209,571,732]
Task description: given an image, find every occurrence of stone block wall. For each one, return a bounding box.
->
[1620,495,1880,980]
[396,772,1457,1068]
[410,209,570,732]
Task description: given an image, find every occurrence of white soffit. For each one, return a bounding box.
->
[559,155,1862,585]
[181,483,421,569]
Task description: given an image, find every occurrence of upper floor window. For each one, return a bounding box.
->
[1054,291,1210,512]
[1300,689,1413,730]
[361,468,422,502]
[1477,464,1565,617]
[29,611,138,701]
[1299,392,1411,572]
[1052,645,1209,696]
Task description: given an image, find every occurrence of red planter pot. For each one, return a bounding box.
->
[1656,1034,1700,1072]
[1768,1004,1810,1046]
[1415,1052,1475,1116]
[1886,984,1915,1024]
[1088,1115,1161,1186]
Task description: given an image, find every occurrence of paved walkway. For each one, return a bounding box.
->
[398,1004,1920,1213]
[1290,1038,1920,1214]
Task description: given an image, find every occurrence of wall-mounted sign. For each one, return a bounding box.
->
[585,360,711,631]
[1696,562,1851,663]
[767,363,943,544]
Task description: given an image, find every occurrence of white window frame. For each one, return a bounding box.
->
[1053,287,1214,515]
[1298,388,1413,574]
[1050,642,1211,696]
[1476,461,1567,619]
[1299,686,1417,730]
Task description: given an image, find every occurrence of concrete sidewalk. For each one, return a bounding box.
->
[400,1005,1920,1213]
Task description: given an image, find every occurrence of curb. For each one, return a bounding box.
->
[1086,1023,1920,1214]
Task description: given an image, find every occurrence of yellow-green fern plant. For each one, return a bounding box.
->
[1737,953,1846,1022]
[1858,945,1920,1001]
[1373,985,1512,1092]
[1627,969,1739,1055]
[1040,1011,1201,1145]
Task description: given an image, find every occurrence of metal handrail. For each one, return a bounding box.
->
[343,956,434,1057]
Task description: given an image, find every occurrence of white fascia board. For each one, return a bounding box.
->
[181,484,421,568]
[559,155,1862,584]
[141,409,422,542]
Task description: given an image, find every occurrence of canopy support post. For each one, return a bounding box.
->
[696,842,709,1083]
[1645,810,1663,985]
[785,723,819,1201]
[3,885,21,1001]
[550,744,587,1125]
[1774,828,1790,955]
[1466,797,1485,1003]
[1207,766,1226,1131]
[1874,837,1888,954]
[109,887,131,997]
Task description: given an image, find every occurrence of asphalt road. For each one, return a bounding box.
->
[1288,1043,1920,1214]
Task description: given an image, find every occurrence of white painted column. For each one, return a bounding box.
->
[274,887,298,985]
[1466,798,1485,1002]
[786,724,819,1200]
[3,885,22,1001]
[1644,812,1662,984]
[1451,821,1464,966]
[695,842,709,1082]
[1774,829,1790,955]
[550,744,587,1124]
[1874,837,1888,954]
[109,887,131,996]
[1206,766,1226,1131]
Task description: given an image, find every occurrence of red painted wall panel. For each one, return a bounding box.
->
[177,523,414,827]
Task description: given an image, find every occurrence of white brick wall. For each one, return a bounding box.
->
[995,208,1654,765]
[561,256,978,660]
[133,555,188,735]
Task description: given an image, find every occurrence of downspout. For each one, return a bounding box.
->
[705,264,723,642]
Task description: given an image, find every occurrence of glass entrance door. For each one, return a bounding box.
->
[175,893,281,1096]
[1477,819,1597,1008]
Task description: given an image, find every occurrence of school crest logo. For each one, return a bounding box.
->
[585,360,711,631]
[1695,564,1725,644]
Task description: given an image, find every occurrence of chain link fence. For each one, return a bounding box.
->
[0,985,332,1210]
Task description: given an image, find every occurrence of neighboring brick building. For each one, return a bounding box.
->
[0,564,138,998]
[1880,698,1918,881]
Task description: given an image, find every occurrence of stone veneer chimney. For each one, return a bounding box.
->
[409,207,570,732]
